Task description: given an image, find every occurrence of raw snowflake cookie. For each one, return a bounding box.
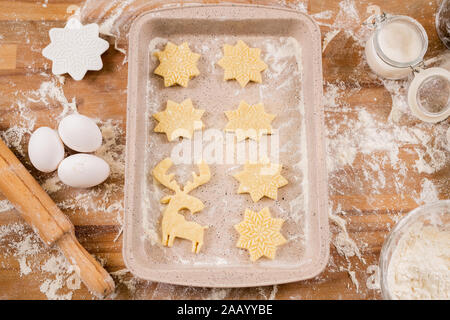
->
[233,158,288,202]
[154,42,200,87]
[153,99,205,141]
[42,18,109,81]
[217,40,268,87]
[152,158,211,253]
[235,207,286,261]
[225,101,276,141]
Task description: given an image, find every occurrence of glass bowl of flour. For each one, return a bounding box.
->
[380,200,450,300]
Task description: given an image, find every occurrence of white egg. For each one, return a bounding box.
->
[28,127,65,173]
[58,114,102,152]
[58,154,110,188]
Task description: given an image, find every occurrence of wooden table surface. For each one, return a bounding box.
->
[0,0,448,299]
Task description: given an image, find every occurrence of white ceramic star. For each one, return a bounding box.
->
[42,18,109,81]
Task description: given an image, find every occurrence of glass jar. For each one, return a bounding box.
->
[408,67,450,122]
[365,14,428,80]
[436,0,450,49]
[365,13,450,122]
[379,200,450,300]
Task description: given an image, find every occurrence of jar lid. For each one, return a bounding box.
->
[408,67,450,123]
[374,15,428,69]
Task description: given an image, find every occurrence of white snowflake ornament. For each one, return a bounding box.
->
[42,18,109,81]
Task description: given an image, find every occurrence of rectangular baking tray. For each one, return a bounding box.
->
[124,4,329,287]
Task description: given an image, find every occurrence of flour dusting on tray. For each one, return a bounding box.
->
[141,34,311,268]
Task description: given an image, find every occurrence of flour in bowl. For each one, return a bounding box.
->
[387,223,450,300]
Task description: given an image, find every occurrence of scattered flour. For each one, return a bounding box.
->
[333,0,360,31]
[41,174,63,194]
[347,268,359,292]
[94,0,134,37]
[1,75,76,158]
[413,178,440,205]
[312,10,334,20]
[322,29,340,52]
[447,128,450,151]
[81,0,135,55]
[328,206,366,291]
[383,79,410,123]
[1,124,33,158]
[0,223,78,299]
[0,199,14,213]
[329,209,364,263]
[39,254,80,300]
[268,285,278,300]
[95,119,126,178]
[110,269,138,295]
[28,77,77,121]
[277,0,307,13]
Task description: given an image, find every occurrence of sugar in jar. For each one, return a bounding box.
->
[365,14,428,80]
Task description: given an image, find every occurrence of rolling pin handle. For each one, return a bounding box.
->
[58,233,115,298]
[0,138,115,298]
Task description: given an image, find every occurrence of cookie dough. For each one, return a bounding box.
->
[233,158,288,202]
[153,99,204,141]
[152,158,211,253]
[217,40,267,87]
[235,207,287,261]
[225,101,275,141]
[154,41,200,87]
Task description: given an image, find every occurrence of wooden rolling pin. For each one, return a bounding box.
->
[0,138,115,298]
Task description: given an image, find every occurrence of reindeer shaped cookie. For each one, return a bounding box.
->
[152,158,211,253]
